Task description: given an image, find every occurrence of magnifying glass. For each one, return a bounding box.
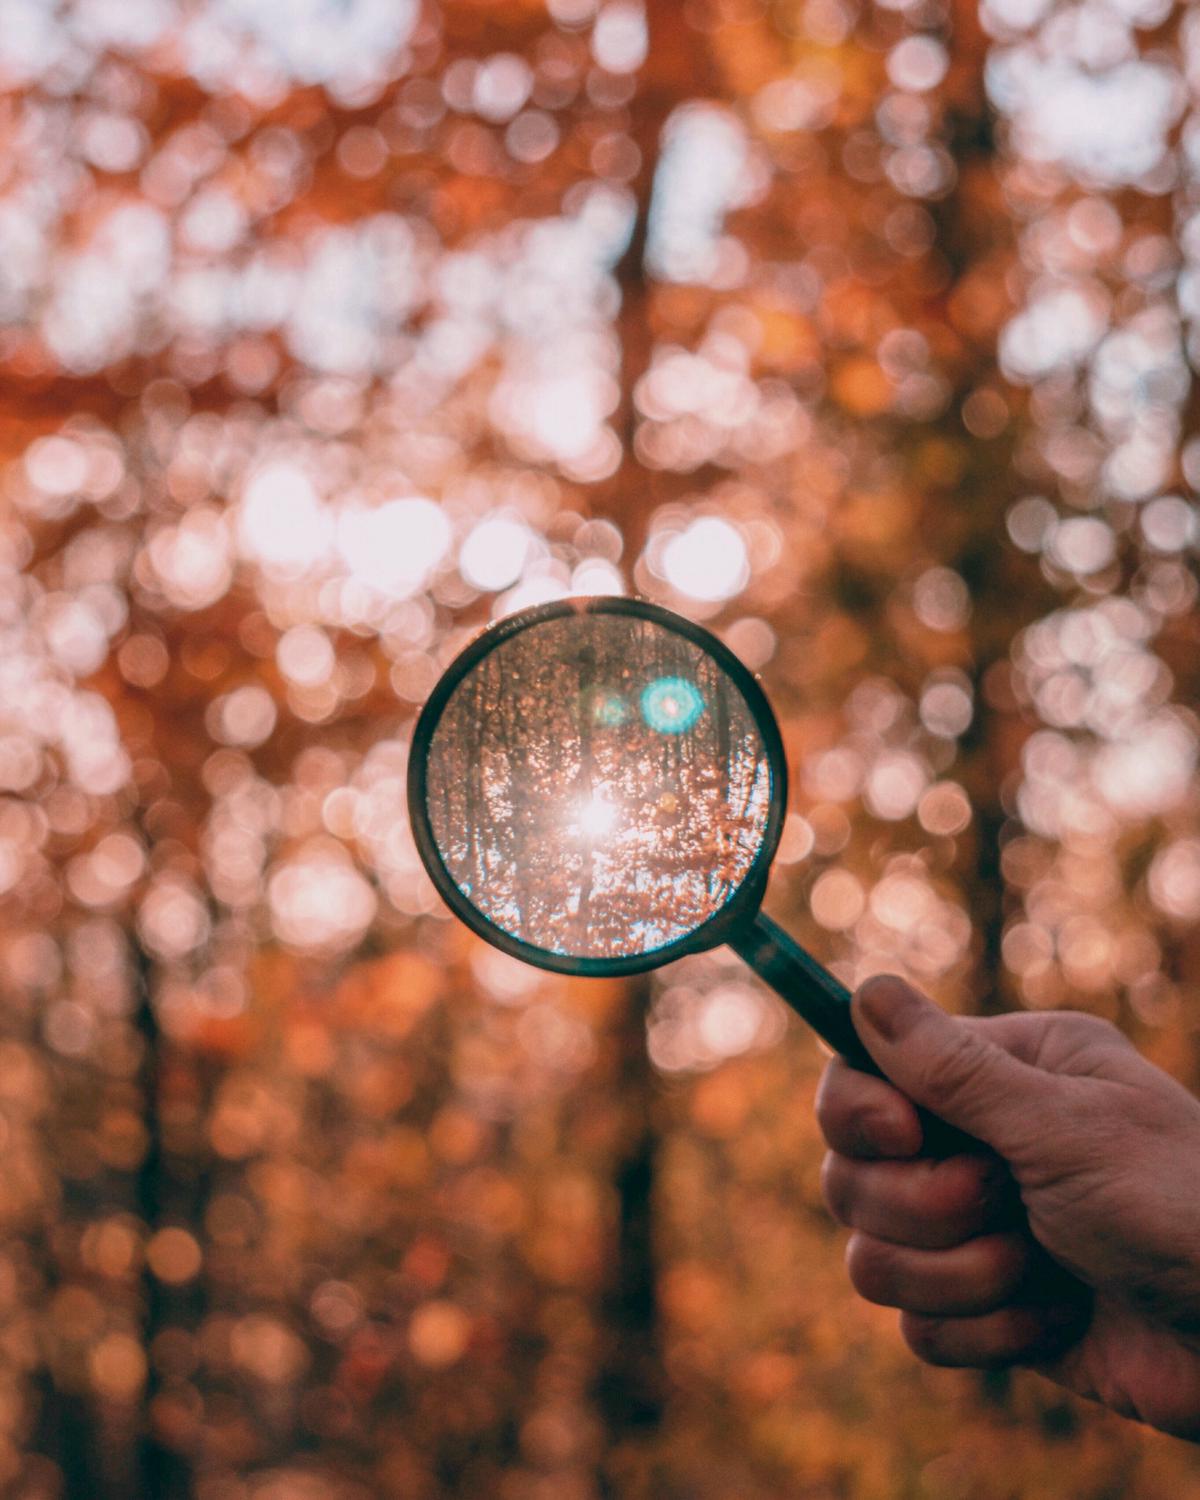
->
[406,595,880,1075]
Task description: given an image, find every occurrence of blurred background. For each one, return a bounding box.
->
[1,0,1199,1496]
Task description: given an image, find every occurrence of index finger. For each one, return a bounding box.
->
[815,1055,923,1159]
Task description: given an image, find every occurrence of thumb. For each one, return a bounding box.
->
[852,975,1045,1156]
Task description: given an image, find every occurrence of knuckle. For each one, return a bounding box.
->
[813,1072,852,1143]
[916,1026,992,1109]
[1061,1011,1120,1046]
[820,1152,854,1224]
[900,1312,948,1365]
[977,1234,1029,1298]
[929,1154,990,1225]
[993,1307,1044,1360]
[844,1116,877,1159]
[845,1234,895,1305]
[856,1109,901,1157]
[815,1069,901,1157]
[843,1107,897,1159]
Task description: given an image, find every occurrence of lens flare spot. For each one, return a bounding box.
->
[592,692,628,726]
[641,676,705,734]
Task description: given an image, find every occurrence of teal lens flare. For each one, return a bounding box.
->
[640,676,706,734]
[592,691,629,727]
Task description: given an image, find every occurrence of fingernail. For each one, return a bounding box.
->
[855,978,922,1043]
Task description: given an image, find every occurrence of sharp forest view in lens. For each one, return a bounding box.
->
[2,0,1200,1496]
[424,610,772,957]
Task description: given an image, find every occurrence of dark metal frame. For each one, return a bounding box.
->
[406,595,788,977]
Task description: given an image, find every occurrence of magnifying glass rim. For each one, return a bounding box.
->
[406,595,789,977]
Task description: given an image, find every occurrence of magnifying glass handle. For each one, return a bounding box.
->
[730,910,880,1075]
[730,911,978,1157]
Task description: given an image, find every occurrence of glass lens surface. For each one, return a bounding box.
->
[423,609,773,959]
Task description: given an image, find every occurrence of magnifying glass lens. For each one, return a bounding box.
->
[411,597,964,1105]
[422,609,773,960]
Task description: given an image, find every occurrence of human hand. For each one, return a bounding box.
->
[816,975,1200,1440]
